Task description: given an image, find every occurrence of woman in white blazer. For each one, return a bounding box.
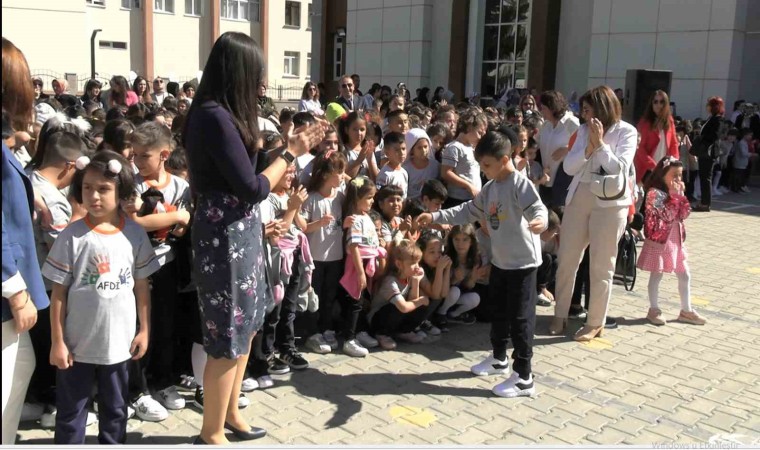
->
[549,86,637,341]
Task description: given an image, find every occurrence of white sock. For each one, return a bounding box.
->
[677,270,692,312]
[648,272,663,309]
[191,343,207,388]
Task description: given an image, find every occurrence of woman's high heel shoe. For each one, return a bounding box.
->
[574,325,604,342]
[548,317,567,335]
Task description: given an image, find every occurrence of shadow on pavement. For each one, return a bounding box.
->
[288,368,491,428]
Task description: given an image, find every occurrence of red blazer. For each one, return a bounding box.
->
[634,116,679,183]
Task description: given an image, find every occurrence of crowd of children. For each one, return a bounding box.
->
[9,73,758,442]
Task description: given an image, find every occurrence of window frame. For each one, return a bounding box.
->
[86,0,106,7]
[154,0,175,14]
[284,1,301,28]
[283,51,300,78]
[221,0,256,22]
[480,0,531,98]
[184,0,202,16]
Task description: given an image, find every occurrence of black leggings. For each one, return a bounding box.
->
[698,157,714,206]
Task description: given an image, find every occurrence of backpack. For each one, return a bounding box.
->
[614,227,637,291]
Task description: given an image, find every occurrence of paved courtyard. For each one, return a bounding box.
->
[16,191,760,446]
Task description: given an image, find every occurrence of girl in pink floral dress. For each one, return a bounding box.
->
[638,156,707,326]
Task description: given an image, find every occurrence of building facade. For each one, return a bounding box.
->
[316,0,758,119]
[2,0,313,98]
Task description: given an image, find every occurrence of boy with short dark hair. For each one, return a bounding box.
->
[418,129,547,398]
[376,131,409,197]
[386,110,410,135]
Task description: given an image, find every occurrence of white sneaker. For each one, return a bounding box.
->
[741,186,751,193]
[305,333,331,354]
[342,339,369,357]
[719,186,730,194]
[133,395,169,422]
[356,331,379,348]
[322,330,339,351]
[155,386,185,410]
[712,189,722,197]
[492,372,536,398]
[237,393,250,409]
[241,377,259,392]
[256,375,274,389]
[40,409,98,428]
[471,354,510,376]
[21,402,44,422]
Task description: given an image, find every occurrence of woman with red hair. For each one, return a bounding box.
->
[693,96,724,212]
[634,90,678,184]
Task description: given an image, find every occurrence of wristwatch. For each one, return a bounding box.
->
[278,149,296,164]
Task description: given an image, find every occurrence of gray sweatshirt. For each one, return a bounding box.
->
[432,171,548,270]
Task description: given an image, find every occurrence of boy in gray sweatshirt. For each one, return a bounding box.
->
[418,129,547,398]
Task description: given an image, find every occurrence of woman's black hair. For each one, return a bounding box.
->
[110,75,130,106]
[71,150,135,204]
[445,224,478,271]
[185,32,264,152]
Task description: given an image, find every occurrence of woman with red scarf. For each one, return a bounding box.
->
[634,90,678,184]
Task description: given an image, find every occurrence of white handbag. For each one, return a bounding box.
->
[589,161,628,200]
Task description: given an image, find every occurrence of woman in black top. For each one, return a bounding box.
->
[184,32,325,445]
[693,97,723,212]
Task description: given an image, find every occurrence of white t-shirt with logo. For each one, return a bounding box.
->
[42,217,160,365]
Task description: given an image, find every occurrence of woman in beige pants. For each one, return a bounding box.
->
[549,86,637,341]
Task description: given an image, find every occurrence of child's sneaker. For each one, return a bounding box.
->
[395,331,425,344]
[241,377,259,392]
[280,349,309,370]
[156,386,186,410]
[40,408,98,429]
[431,314,449,332]
[305,333,331,354]
[678,309,707,325]
[419,320,441,336]
[536,292,552,307]
[176,375,198,391]
[322,330,340,351]
[492,372,536,398]
[133,395,169,422]
[376,334,397,350]
[646,307,667,325]
[267,356,291,375]
[471,354,510,376]
[342,339,369,357]
[237,393,250,409]
[356,331,379,348]
[447,311,476,325]
[21,402,44,422]
[257,375,274,389]
[193,387,204,410]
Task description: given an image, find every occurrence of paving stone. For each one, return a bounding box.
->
[587,427,630,444]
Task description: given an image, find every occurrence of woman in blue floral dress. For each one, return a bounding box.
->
[184,32,325,445]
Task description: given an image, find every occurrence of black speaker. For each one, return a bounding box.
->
[624,70,673,125]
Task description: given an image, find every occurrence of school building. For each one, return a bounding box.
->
[310,0,760,119]
[2,0,314,97]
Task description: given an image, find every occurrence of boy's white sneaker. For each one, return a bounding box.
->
[155,386,185,410]
[471,354,510,376]
[305,333,331,354]
[257,375,274,389]
[492,372,536,398]
[40,409,98,429]
[343,339,369,357]
[133,395,169,422]
[241,377,259,392]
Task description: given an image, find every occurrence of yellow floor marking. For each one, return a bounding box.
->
[691,296,710,306]
[746,267,760,275]
[579,337,614,350]
[389,405,438,428]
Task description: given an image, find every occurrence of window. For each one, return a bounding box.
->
[86,0,106,6]
[121,0,140,8]
[285,1,301,27]
[333,35,343,80]
[99,40,128,50]
[221,0,256,21]
[481,0,531,98]
[284,51,300,77]
[307,3,312,29]
[154,0,174,13]
[185,0,201,15]
[306,53,311,79]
